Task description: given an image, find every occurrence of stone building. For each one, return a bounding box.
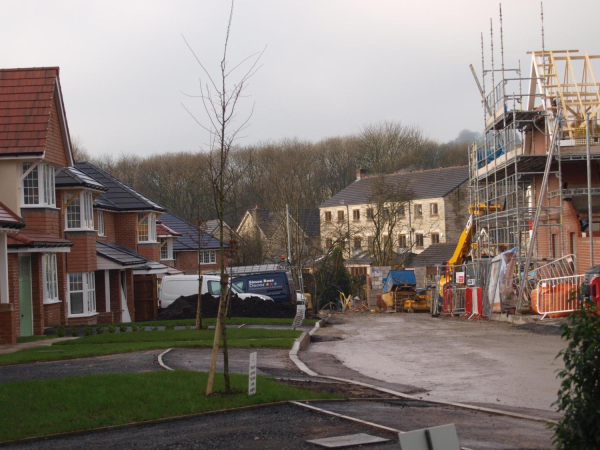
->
[319,166,470,265]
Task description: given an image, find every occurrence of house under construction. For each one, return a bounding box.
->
[463,16,600,315]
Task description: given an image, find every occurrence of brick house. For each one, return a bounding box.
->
[0,67,79,342]
[72,162,175,322]
[159,212,225,274]
[319,166,470,263]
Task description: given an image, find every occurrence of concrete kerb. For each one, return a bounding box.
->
[290,314,559,426]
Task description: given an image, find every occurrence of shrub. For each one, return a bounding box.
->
[131,324,139,332]
[69,326,78,337]
[165,323,175,330]
[56,325,65,338]
[84,325,93,337]
[151,325,158,331]
[139,326,146,332]
[96,326,105,335]
[107,324,116,334]
[553,299,600,449]
[119,325,127,333]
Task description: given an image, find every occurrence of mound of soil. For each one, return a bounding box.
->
[157,293,297,320]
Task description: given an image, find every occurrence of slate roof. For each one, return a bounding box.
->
[253,209,281,239]
[0,201,24,229]
[159,212,223,251]
[55,166,107,191]
[295,209,320,237]
[96,241,147,266]
[0,67,71,158]
[75,162,165,212]
[407,243,457,268]
[8,232,73,249]
[320,166,469,208]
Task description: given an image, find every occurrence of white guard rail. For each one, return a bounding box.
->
[532,274,584,320]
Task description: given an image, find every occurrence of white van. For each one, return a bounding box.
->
[158,274,274,309]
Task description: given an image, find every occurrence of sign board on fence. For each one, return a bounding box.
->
[456,272,465,284]
[248,351,257,396]
[292,304,304,329]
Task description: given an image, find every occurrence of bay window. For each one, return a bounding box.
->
[138,213,156,242]
[43,254,59,303]
[22,162,56,207]
[160,238,173,260]
[98,210,105,236]
[199,250,216,264]
[65,191,94,230]
[68,272,96,316]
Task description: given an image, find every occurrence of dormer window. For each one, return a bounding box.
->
[22,162,55,207]
[138,213,157,243]
[65,192,94,230]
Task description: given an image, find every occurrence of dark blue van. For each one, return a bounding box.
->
[232,271,293,303]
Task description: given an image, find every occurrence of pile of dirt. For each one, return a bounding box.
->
[157,293,297,320]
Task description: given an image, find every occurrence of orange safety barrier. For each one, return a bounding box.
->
[531,281,580,319]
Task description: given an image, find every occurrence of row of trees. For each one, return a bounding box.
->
[73,124,475,230]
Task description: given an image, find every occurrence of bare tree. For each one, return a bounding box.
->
[70,136,91,163]
[183,0,264,395]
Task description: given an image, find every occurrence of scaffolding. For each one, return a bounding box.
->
[467,6,600,312]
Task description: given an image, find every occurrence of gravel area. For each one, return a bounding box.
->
[305,313,566,412]
[4,403,399,450]
[0,351,161,384]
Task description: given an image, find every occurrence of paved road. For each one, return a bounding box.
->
[0,351,161,384]
[303,314,566,414]
[164,348,307,379]
[4,403,398,450]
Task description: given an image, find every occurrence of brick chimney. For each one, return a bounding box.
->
[356,168,367,181]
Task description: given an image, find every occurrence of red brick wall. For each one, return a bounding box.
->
[66,316,97,326]
[114,212,138,250]
[56,252,67,325]
[7,254,19,339]
[43,302,61,326]
[44,95,69,167]
[96,211,116,242]
[0,303,17,344]
[137,243,160,262]
[65,231,98,273]
[174,250,224,274]
[109,270,122,323]
[21,208,60,236]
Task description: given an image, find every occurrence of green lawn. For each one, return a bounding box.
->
[16,335,57,344]
[94,317,318,328]
[0,329,302,365]
[0,371,340,442]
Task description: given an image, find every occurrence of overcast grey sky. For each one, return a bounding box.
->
[2,0,599,157]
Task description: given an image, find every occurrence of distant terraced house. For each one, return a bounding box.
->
[319,166,470,272]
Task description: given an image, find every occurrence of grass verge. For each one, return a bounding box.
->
[16,335,57,344]
[0,329,301,365]
[0,371,340,442]
[93,317,318,328]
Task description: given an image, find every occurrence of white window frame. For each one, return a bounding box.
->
[138,213,157,243]
[199,250,216,265]
[68,272,97,317]
[21,162,56,208]
[42,254,59,304]
[98,210,105,236]
[65,191,95,231]
[160,238,173,261]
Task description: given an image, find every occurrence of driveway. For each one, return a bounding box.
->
[301,314,566,414]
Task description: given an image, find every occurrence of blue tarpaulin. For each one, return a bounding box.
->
[477,147,505,168]
[382,270,417,294]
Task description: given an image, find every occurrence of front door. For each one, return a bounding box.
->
[18,255,33,336]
